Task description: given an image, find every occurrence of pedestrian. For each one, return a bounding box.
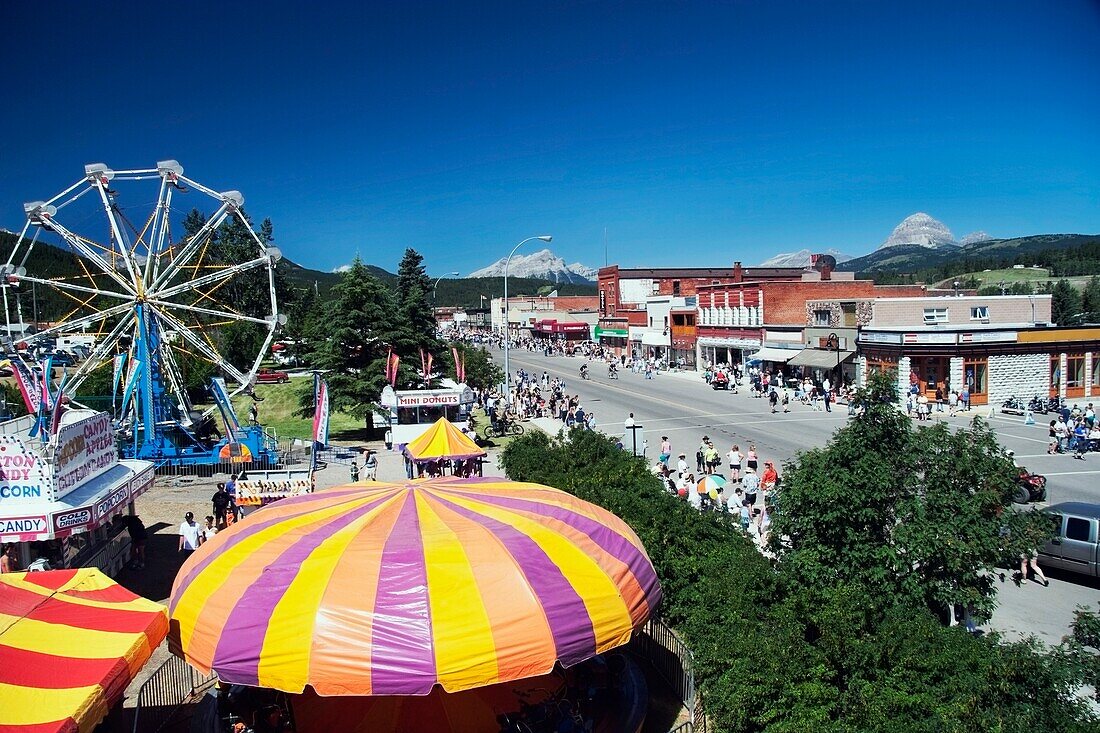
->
[782,389,790,413]
[705,442,720,475]
[727,444,743,482]
[624,412,636,428]
[659,437,671,467]
[676,453,689,478]
[769,389,779,413]
[120,513,147,569]
[823,380,833,413]
[178,512,201,559]
[742,467,760,508]
[350,460,361,482]
[365,451,378,480]
[960,386,970,411]
[225,473,239,521]
[201,516,218,545]
[1074,421,1088,460]
[0,544,20,573]
[1018,550,1049,586]
[211,484,231,528]
[746,444,759,472]
[935,385,945,412]
[696,437,709,473]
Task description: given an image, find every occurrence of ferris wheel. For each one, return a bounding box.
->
[1,160,284,464]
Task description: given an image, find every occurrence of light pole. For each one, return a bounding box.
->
[503,235,552,401]
[433,272,460,307]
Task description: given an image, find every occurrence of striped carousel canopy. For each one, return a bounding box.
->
[0,568,169,733]
[169,477,661,696]
[403,417,485,462]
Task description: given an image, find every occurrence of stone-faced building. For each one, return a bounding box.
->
[856,294,1100,406]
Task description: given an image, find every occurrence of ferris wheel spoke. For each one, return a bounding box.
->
[151,318,193,417]
[153,254,272,301]
[150,202,233,290]
[3,220,32,268]
[148,304,250,384]
[92,177,144,289]
[29,301,134,343]
[149,299,271,326]
[147,177,173,285]
[35,215,136,295]
[13,274,133,302]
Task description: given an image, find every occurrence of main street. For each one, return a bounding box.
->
[497,347,1100,646]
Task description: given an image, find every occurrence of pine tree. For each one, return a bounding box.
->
[1051,279,1083,326]
[393,248,442,375]
[1081,276,1100,321]
[303,258,398,418]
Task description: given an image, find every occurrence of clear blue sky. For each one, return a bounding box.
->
[1,1,1097,274]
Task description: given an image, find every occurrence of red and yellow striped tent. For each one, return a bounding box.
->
[0,568,169,733]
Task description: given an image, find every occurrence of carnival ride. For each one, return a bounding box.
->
[1,161,284,469]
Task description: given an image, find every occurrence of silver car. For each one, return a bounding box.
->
[1037,502,1100,577]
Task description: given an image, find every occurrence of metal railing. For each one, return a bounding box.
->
[132,655,217,733]
[629,618,705,732]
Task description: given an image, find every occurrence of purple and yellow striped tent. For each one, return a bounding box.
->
[168,477,661,696]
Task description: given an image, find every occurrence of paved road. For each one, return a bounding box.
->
[497,347,1100,643]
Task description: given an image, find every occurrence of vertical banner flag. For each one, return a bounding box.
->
[120,360,145,420]
[111,353,128,401]
[312,380,330,446]
[10,358,39,413]
[40,356,55,410]
[388,353,400,387]
[425,352,433,380]
[419,348,427,378]
[49,373,68,436]
[384,347,394,385]
[452,346,462,382]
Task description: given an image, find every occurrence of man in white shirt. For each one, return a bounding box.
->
[624,412,636,428]
[179,512,201,558]
[676,453,689,478]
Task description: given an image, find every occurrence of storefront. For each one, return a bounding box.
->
[858,326,1100,407]
[0,410,154,576]
[697,334,761,370]
[593,326,629,356]
[532,319,590,341]
[629,328,670,362]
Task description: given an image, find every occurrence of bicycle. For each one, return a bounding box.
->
[485,419,525,439]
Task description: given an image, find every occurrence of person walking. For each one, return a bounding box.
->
[659,437,671,466]
[746,444,759,473]
[200,516,218,545]
[1018,550,1049,586]
[741,467,760,509]
[365,451,379,479]
[211,484,231,528]
[769,389,779,413]
[178,512,201,559]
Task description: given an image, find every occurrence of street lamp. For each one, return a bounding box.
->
[433,272,460,307]
[503,235,552,401]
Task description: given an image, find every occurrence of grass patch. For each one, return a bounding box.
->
[935,267,1093,290]
[229,380,368,444]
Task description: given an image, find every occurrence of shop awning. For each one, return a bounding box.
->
[787,348,856,369]
[641,331,668,346]
[746,347,799,363]
[0,568,169,733]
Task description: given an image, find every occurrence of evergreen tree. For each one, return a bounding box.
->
[1081,275,1100,321]
[393,248,441,374]
[302,258,397,418]
[1051,279,1082,325]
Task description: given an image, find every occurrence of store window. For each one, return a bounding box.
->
[1066,353,1086,397]
[970,306,989,320]
[865,355,898,378]
[813,309,831,326]
[964,357,988,404]
[1051,354,1061,398]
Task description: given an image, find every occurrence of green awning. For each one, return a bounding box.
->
[594,327,629,339]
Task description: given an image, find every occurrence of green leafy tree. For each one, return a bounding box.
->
[771,371,1051,621]
[1051,279,1082,325]
[301,258,397,419]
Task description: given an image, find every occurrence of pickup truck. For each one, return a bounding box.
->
[1037,502,1100,577]
[255,368,290,384]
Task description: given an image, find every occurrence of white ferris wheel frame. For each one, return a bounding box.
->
[1,160,284,422]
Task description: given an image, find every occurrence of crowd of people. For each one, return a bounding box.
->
[1046,402,1099,459]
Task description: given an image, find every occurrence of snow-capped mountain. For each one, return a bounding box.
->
[467,249,596,284]
[880,212,958,249]
[758,248,852,268]
[960,230,992,246]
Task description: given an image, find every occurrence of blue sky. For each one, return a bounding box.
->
[1,1,1097,274]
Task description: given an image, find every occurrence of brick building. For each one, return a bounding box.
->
[595,262,805,356]
[694,268,931,374]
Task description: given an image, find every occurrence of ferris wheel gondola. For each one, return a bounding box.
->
[2,161,284,468]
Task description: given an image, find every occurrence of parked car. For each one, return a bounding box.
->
[46,351,75,367]
[255,368,290,384]
[1037,502,1100,577]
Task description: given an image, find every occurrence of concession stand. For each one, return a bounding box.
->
[0,410,154,576]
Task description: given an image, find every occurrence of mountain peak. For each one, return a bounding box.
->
[960,230,992,245]
[758,248,852,268]
[880,213,957,249]
[468,249,595,283]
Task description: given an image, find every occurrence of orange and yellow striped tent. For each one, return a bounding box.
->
[0,568,169,733]
[403,417,486,462]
